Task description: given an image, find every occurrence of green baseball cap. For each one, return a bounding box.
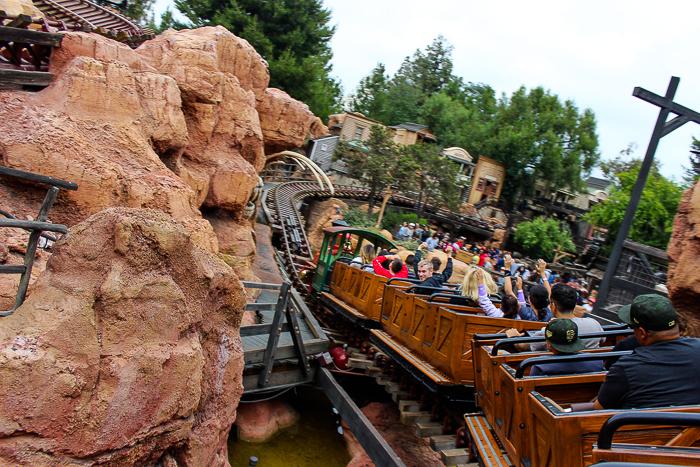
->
[545,319,584,353]
[617,294,677,331]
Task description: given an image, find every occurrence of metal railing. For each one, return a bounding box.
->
[0,166,77,315]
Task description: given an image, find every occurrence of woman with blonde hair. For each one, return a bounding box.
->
[461,266,497,302]
[352,243,376,272]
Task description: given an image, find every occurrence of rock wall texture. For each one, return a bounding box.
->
[667,182,700,336]
[0,208,245,466]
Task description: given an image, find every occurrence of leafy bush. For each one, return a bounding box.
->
[343,207,377,230]
[513,218,575,261]
[380,208,427,232]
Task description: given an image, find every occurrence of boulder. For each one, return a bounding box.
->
[667,183,700,336]
[306,199,349,253]
[0,0,43,18]
[256,88,329,155]
[0,208,245,466]
[235,399,299,443]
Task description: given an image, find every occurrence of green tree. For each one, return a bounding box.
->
[514,218,575,261]
[334,125,417,220]
[586,163,683,250]
[483,86,600,204]
[347,64,390,123]
[683,136,700,186]
[400,143,461,216]
[171,0,342,118]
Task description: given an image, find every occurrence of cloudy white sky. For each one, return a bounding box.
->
[155,0,700,181]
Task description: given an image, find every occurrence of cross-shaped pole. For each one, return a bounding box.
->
[593,77,700,315]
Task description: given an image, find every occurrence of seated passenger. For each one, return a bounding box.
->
[529,319,605,377]
[414,243,453,283]
[351,244,376,273]
[594,295,700,410]
[372,254,408,279]
[405,254,417,280]
[506,283,604,351]
[475,268,519,318]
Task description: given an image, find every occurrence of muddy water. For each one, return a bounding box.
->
[227,386,351,467]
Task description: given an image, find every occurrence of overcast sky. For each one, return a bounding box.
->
[154,0,700,181]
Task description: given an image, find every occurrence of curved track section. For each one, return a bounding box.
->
[32,0,154,45]
[265,181,499,295]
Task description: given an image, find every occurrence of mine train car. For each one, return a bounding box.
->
[311,227,700,467]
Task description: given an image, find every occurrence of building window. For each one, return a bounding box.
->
[321,143,328,151]
[476,178,486,191]
[354,127,364,139]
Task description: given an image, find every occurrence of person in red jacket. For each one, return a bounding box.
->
[373,254,408,278]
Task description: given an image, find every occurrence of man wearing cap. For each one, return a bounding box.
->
[594,294,700,410]
[529,319,605,376]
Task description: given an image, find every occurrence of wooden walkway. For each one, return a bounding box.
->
[241,281,328,393]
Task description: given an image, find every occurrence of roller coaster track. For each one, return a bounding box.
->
[264,181,501,296]
[35,0,156,43]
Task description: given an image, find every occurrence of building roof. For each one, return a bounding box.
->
[390,122,430,132]
[586,177,612,190]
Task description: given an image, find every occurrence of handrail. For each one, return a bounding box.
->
[474,323,630,342]
[406,285,458,294]
[491,329,633,356]
[0,166,78,190]
[514,350,632,378]
[429,293,476,304]
[597,411,700,449]
[387,277,421,286]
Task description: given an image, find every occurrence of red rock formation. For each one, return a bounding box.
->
[235,398,299,442]
[343,402,443,467]
[1,27,327,284]
[305,198,349,253]
[667,182,700,336]
[0,208,245,466]
[257,88,329,155]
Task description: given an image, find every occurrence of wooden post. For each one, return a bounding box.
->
[375,191,392,229]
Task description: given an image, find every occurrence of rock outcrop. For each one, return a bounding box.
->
[0,26,326,287]
[235,399,299,442]
[667,182,700,336]
[305,198,349,253]
[0,208,245,466]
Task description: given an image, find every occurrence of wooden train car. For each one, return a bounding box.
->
[311,227,700,466]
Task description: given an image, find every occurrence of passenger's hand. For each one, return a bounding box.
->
[505,328,524,338]
[476,268,485,284]
[446,246,453,254]
[516,276,523,290]
[504,254,513,270]
[537,258,546,274]
[420,242,428,250]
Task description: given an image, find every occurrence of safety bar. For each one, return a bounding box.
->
[597,411,700,449]
[515,351,632,378]
[491,329,633,356]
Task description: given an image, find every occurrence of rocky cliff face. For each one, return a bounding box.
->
[667,181,700,336]
[0,27,326,287]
